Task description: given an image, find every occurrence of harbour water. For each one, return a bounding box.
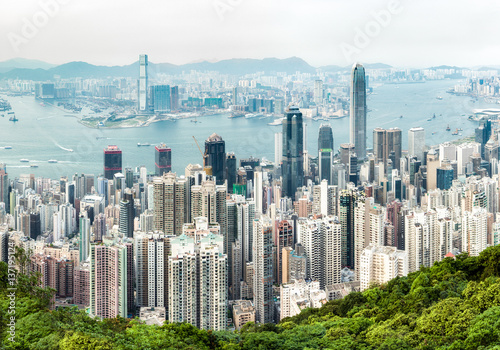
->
[0,80,496,179]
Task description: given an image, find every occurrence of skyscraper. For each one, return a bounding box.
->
[253,216,274,324]
[205,133,226,185]
[408,127,426,161]
[282,106,304,199]
[104,145,122,180]
[170,86,179,111]
[318,124,334,152]
[155,144,172,176]
[138,54,148,112]
[150,85,171,113]
[350,63,367,161]
[314,80,323,105]
[0,169,8,213]
[153,173,189,235]
[226,152,237,194]
[119,190,135,238]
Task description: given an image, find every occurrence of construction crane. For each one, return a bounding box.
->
[192,136,212,175]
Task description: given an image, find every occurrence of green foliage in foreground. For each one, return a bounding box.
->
[1,245,500,349]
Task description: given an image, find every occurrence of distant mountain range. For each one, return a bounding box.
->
[0,57,398,80]
[0,58,56,74]
[2,58,493,80]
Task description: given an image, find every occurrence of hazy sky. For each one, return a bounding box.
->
[1,0,500,68]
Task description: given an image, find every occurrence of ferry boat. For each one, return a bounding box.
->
[48,159,58,163]
[30,164,38,168]
[137,143,151,147]
[245,113,256,119]
[268,118,284,126]
[20,159,29,162]
[4,146,12,149]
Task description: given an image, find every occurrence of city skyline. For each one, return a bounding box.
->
[1,0,500,68]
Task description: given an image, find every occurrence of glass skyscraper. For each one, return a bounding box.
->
[350,63,367,161]
[282,106,303,198]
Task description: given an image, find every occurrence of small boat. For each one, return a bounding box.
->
[30,164,38,168]
[20,159,29,162]
[4,146,12,149]
[427,118,433,121]
[399,115,403,119]
[48,159,58,163]
[245,113,256,119]
[457,128,463,131]
[9,116,18,122]
[446,125,451,131]
[452,129,459,135]
[436,96,443,100]
[137,143,151,147]
[268,118,284,126]
[7,111,14,115]
[432,132,437,135]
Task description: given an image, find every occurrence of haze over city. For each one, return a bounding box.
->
[1,0,500,67]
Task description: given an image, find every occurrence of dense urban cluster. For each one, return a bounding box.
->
[1,59,500,348]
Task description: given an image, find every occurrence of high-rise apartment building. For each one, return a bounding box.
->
[153,173,189,235]
[359,244,408,291]
[252,216,274,324]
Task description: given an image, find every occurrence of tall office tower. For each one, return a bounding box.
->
[314,80,323,105]
[475,119,492,158]
[462,207,488,257]
[155,143,172,176]
[318,124,334,152]
[104,146,122,180]
[124,167,133,189]
[275,220,293,285]
[79,212,90,261]
[387,128,402,170]
[350,63,367,161]
[138,54,148,112]
[373,127,387,165]
[0,169,8,213]
[153,173,189,235]
[30,213,41,240]
[340,143,356,168]
[170,86,179,111]
[151,85,171,112]
[232,86,238,105]
[408,127,425,161]
[339,189,364,269]
[205,133,226,185]
[282,106,304,199]
[359,244,408,291]
[226,152,237,194]
[457,143,480,175]
[119,190,135,238]
[90,241,133,318]
[97,177,109,206]
[253,216,274,324]
[274,132,283,167]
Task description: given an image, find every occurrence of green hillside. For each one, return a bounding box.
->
[1,245,500,349]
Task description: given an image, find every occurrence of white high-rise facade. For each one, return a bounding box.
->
[253,216,274,324]
[138,54,148,112]
[462,207,488,257]
[359,244,408,291]
[408,127,425,161]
